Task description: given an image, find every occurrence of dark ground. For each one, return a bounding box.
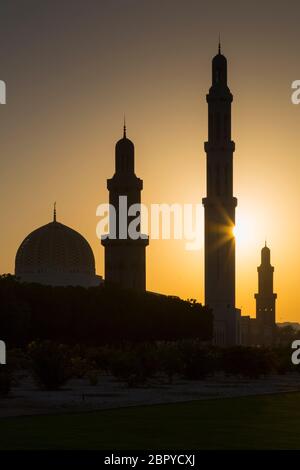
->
[1,392,300,449]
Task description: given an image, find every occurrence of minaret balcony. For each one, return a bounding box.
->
[202,196,237,208]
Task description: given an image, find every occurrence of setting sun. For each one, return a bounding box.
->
[234,214,258,249]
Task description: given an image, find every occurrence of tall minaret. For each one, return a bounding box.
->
[101,124,149,290]
[202,43,239,345]
[254,243,277,344]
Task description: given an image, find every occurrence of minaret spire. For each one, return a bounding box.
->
[123,114,126,138]
[53,202,56,222]
[218,34,221,54]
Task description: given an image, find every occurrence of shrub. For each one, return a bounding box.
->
[179,341,215,380]
[272,348,294,375]
[28,341,72,390]
[109,350,142,387]
[221,347,273,379]
[71,356,91,379]
[0,368,11,396]
[157,342,183,383]
[110,344,159,387]
[7,348,29,371]
[87,370,99,386]
[85,346,112,373]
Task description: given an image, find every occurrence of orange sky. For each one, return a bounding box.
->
[0,1,300,321]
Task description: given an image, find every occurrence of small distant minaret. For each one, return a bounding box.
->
[254,243,277,344]
[101,124,148,290]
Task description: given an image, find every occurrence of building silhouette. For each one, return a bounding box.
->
[101,125,149,290]
[15,205,101,287]
[12,43,280,345]
[254,243,277,344]
[240,243,277,346]
[202,43,240,345]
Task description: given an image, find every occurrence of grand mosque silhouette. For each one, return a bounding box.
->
[14,44,277,347]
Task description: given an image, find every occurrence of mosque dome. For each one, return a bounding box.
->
[261,242,271,265]
[212,51,227,66]
[211,41,229,91]
[116,135,134,152]
[115,125,134,156]
[15,207,101,287]
[114,124,135,174]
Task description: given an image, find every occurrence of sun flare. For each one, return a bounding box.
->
[233,215,257,248]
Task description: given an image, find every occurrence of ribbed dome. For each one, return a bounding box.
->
[212,52,227,66]
[262,242,270,252]
[115,136,134,151]
[115,124,134,154]
[115,126,135,174]
[261,243,271,265]
[15,219,100,287]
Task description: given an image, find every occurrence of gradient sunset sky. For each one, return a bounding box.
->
[0,0,300,321]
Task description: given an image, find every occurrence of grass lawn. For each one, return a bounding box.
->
[1,392,300,449]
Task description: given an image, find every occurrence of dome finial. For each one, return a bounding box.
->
[123,114,126,138]
[218,33,221,54]
[53,202,57,222]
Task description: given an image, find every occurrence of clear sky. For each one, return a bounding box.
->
[0,0,299,321]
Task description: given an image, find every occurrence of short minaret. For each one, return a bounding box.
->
[254,243,277,344]
[202,42,239,345]
[101,125,148,290]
